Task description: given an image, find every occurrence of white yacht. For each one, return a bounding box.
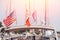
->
[1,25,58,40]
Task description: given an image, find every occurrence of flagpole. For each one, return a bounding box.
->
[27,0,30,19]
[25,0,30,22]
[25,0,31,27]
[4,0,10,28]
[45,0,47,26]
[10,0,17,26]
[28,0,31,27]
[45,0,50,26]
[34,0,37,25]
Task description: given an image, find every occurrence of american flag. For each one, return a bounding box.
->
[3,10,16,27]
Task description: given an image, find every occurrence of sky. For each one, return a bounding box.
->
[0,0,60,31]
